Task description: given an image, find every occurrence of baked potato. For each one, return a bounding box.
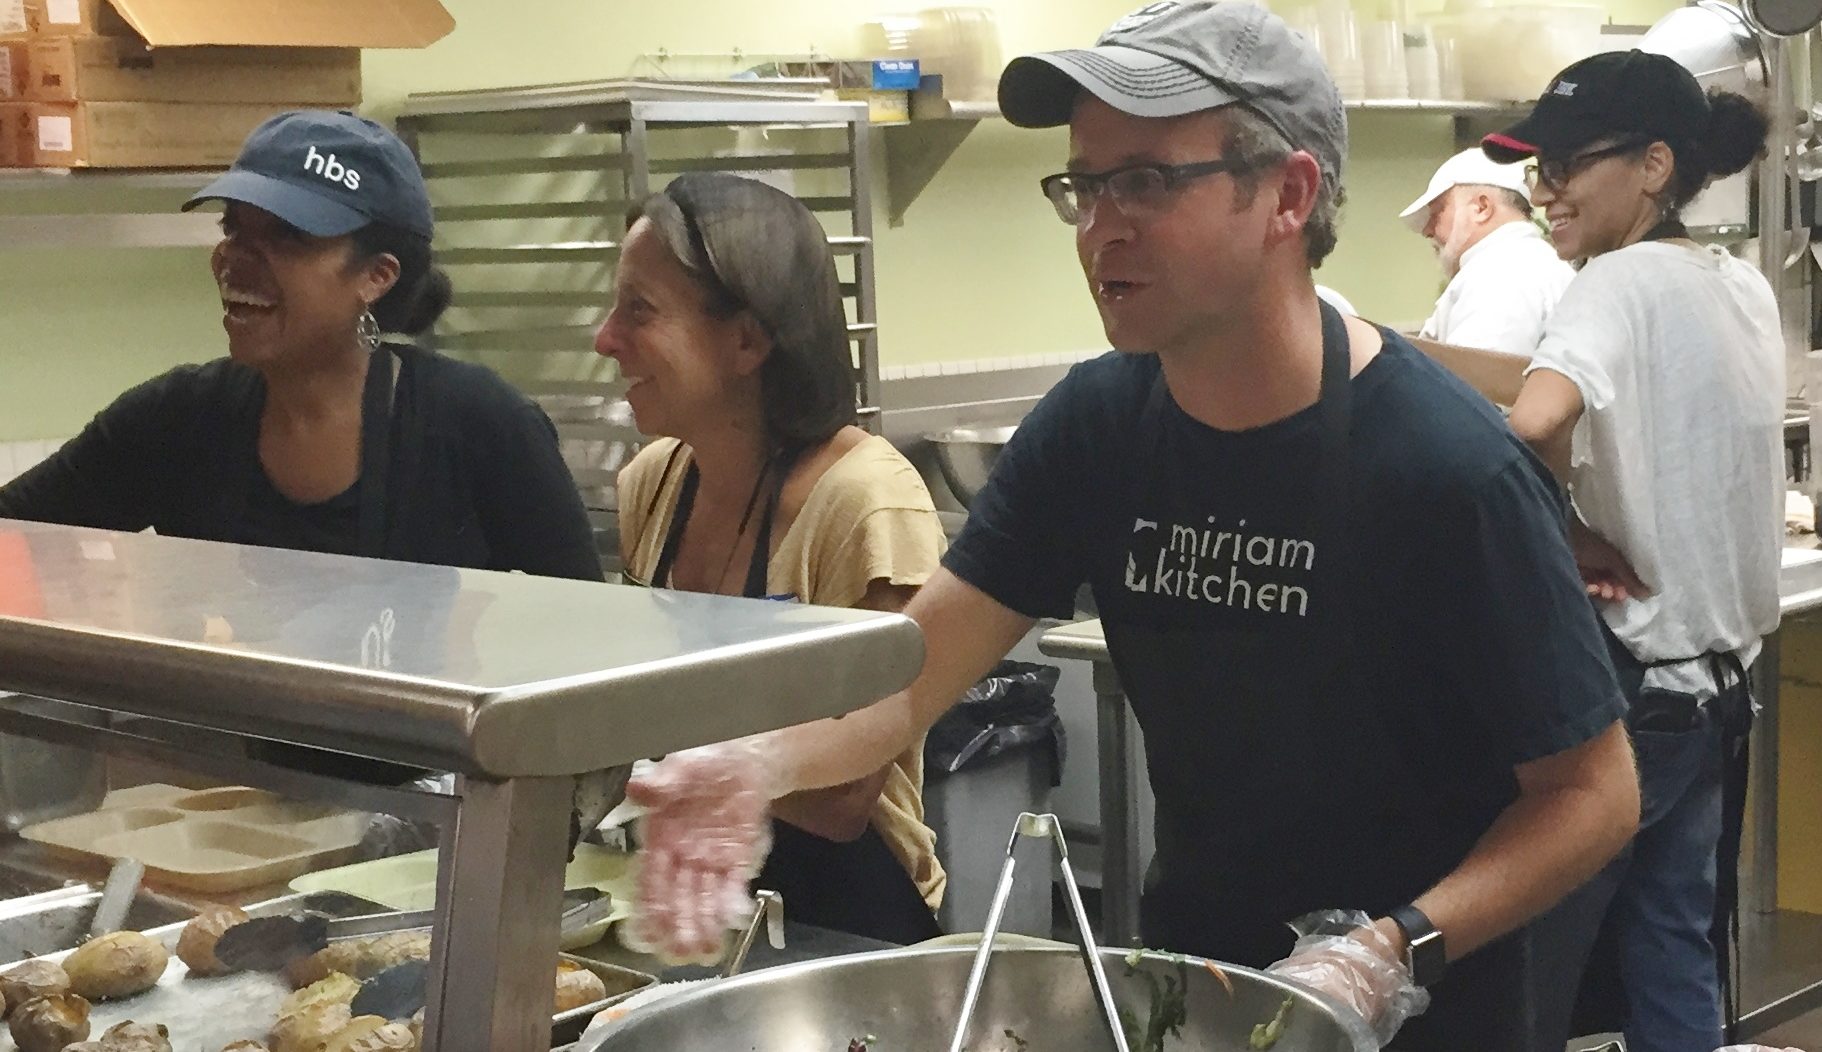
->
[65,931,169,1001]
[359,933,430,977]
[9,992,92,1052]
[0,960,69,1015]
[269,1002,352,1052]
[553,960,608,1013]
[323,1017,416,1052]
[98,1020,173,1052]
[284,943,364,990]
[278,972,360,1020]
[176,905,250,977]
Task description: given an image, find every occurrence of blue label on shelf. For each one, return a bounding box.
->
[870,59,922,90]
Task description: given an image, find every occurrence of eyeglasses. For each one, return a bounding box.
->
[1039,158,1256,225]
[1525,139,1648,194]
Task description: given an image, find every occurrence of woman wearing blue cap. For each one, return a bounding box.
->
[0,110,600,582]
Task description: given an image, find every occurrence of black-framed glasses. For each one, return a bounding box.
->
[1525,138,1649,194]
[1039,158,1256,225]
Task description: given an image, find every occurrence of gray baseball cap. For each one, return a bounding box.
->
[997,1,1347,185]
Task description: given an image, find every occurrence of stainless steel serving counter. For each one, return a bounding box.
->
[1041,545,1822,999]
[0,519,923,777]
[0,519,926,1050]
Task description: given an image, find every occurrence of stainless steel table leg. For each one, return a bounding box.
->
[423,774,572,1052]
[1752,630,1781,915]
[1093,660,1142,948]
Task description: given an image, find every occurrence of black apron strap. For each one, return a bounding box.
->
[650,448,789,594]
[1709,649,1754,1042]
[355,345,400,560]
[741,449,798,599]
[650,463,700,590]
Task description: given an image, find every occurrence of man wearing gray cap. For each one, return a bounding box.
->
[622,5,1638,1048]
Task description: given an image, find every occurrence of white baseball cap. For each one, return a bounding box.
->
[1398,148,1533,233]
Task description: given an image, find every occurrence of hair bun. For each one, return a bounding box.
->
[1701,89,1769,179]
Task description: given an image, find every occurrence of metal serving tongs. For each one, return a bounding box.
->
[720,889,785,978]
[946,812,1131,1052]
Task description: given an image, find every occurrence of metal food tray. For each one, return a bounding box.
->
[0,893,656,1050]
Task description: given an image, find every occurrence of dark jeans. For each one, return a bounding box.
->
[1545,624,1750,1052]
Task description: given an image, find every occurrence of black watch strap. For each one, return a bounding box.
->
[1388,903,1447,987]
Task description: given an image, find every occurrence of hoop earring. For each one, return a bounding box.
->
[357,309,380,352]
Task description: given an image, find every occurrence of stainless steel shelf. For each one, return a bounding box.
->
[0,168,224,249]
[0,168,220,190]
[881,93,1532,224]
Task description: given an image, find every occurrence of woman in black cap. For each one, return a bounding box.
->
[1426,51,1778,1052]
[0,110,600,583]
[600,172,946,947]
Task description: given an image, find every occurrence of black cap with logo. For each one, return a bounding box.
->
[1483,50,1710,164]
[183,110,435,239]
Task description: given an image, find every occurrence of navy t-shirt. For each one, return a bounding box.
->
[945,334,1624,855]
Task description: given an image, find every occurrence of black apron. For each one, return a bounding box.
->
[242,345,422,786]
[1101,302,1556,1052]
[634,448,943,947]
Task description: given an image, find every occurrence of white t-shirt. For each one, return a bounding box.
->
[1421,221,1576,356]
[1528,241,1785,696]
[1315,285,1358,316]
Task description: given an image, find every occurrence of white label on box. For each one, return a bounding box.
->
[37,115,73,154]
[0,0,23,35]
[79,540,115,562]
[45,0,80,24]
[0,51,12,99]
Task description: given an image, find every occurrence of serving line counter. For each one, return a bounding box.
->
[1042,545,1822,1039]
[0,518,924,1050]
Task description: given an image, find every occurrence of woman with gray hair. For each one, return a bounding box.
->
[598,172,947,945]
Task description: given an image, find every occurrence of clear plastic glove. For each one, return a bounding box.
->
[1266,909,1431,1047]
[621,739,779,965]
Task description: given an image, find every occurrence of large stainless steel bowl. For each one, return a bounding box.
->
[927,425,1017,509]
[580,945,1377,1051]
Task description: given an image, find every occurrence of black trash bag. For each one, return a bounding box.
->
[925,660,1065,785]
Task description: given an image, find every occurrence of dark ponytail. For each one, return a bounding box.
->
[1668,89,1769,211]
[350,222,454,337]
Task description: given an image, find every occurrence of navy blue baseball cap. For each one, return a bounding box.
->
[183,110,435,239]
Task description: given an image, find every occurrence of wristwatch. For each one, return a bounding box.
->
[1388,903,1447,987]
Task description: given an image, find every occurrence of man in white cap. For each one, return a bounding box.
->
[1403,148,1574,357]
[620,4,1639,1049]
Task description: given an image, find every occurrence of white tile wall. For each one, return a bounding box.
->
[879,349,1102,383]
[0,439,66,485]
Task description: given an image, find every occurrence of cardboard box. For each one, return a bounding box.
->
[0,100,27,165]
[27,99,290,167]
[76,0,453,47]
[0,39,25,99]
[24,0,133,37]
[27,37,360,104]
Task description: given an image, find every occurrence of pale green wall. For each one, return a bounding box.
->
[0,0,1684,441]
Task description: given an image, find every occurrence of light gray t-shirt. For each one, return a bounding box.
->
[1528,241,1785,696]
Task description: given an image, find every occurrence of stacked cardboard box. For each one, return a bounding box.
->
[0,0,452,168]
